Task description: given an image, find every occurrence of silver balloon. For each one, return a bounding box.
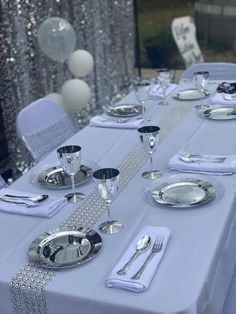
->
[37,17,76,62]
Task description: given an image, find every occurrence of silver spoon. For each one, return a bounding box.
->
[117,235,151,276]
[2,194,49,203]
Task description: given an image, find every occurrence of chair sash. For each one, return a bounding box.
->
[22,115,76,162]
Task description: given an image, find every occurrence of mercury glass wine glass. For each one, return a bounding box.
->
[193,71,209,107]
[134,80,151,123]
[57,145,84,203]
[156,68,172,106]
[93,168,123,235]
[138,125,161,179]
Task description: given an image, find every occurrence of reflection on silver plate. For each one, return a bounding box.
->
[173,89,210,101]
[105,104,143,117]
[152,177,215,207]
[28,227,102,269]
[202,106,236,120]
[30,161,97,190]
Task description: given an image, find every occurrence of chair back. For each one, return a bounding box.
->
[0,175,7,188]
[171,16,204,67]
[181,62,236,80]
[16,98,77,162]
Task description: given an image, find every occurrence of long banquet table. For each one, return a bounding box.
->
[1,81,236,314]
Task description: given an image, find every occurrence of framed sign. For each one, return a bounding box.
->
[171,16,204,67]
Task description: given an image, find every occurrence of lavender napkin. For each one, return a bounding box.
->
[106,225,171,292]
[168,154,236,175]
[0,188,67,217]
[89,115,144,129]
[210,92,236,105]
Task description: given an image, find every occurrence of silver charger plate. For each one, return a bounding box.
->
[144,174,224,208]
[29,160,98,190]
[202,106,236,120]
[28,227,102,269]
[105,104,143,117]
[173,88,210,101]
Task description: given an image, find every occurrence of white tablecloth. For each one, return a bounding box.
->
[1,82,236,314]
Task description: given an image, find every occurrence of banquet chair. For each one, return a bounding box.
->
[16,98,77,162]
[0,175,7,189]
[180,62,236,80]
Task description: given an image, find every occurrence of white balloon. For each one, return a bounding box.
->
[61,79,91,110]
[45,93,64,107]
[68,49,94,77]
[38,17,76,62]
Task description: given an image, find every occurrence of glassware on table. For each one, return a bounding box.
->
[133,80,151,123]
[193,71,209,109]
[138,125,161,179]
[93,168,123,235]
[156,68,173,106]
[57,145,83,203]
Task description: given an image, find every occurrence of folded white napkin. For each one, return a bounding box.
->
[168,154,236,175]
[106,225,171,293]
[210,92,236,105]
[149,84,177,99]
[0,188,67,217]
[89,115,143,129]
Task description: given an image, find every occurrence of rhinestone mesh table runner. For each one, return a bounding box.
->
[10,103,194,314]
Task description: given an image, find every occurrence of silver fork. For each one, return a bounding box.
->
[131,234,164,280]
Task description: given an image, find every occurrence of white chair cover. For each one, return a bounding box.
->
[181,62,236,80]
[0,175,7,188]
[16,98,77,162]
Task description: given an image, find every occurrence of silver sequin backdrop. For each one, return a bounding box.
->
[0,0,135,177]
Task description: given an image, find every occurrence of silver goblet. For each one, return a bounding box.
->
[138,125,161,179]
[57,145,85,203]
[93,168,123,235]
[156,68,173,106]
[134,80,151,123]
[193,71,209,109]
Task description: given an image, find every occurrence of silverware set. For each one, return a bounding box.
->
[178,150,226,164]
[98,116,142,124]
[117,234,164,280]
[0,194,49,207]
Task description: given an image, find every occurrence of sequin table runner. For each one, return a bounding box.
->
[10,103,194,314]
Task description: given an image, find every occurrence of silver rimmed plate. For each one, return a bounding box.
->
[202,106,236,120]
[29,160,98,189]
[28,227,102,269]
[173,89,210,100]
[105,104,143,117]
[144,174,224,208]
